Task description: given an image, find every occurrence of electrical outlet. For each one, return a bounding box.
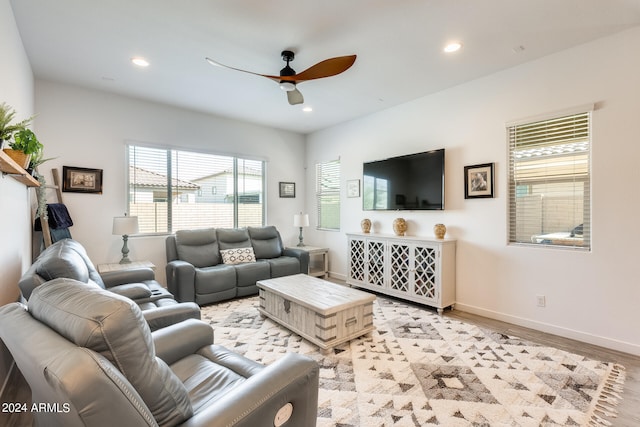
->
[536,295,546,307]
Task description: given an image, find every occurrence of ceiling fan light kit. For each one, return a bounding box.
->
[279,82,296,91]
[206,50,356,105]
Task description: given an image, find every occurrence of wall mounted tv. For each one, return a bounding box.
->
[363,149,445,211]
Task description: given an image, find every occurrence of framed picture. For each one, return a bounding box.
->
[279,182,295,198]
[347,179,360,198]
[62,166,103,194]
[464,163,494,199]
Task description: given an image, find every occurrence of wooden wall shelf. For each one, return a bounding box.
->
[0,150,39,187]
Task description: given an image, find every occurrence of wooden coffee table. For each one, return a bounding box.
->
[257,274,376,354]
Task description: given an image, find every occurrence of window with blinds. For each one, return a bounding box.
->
[508,111,591,249]
[128,144,264,234]
[316,159,340,231]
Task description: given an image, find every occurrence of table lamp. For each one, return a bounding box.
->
[293,212,309,247]
[112,214,139,264]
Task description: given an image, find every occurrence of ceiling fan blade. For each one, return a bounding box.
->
[287,88,304,105]
[289,55,357,82]
[205,57,281,82]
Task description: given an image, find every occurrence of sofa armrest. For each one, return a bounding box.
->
[282,248,309,274]
[100,268,155,288]
[166,260,196,302]
[152,318,213,363]
[143,302,201,332]
[179,353,319,427]
[107,283,153,300]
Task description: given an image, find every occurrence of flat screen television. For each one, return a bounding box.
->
[363,149,445,210]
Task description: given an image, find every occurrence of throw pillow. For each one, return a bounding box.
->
[220,247,257,265]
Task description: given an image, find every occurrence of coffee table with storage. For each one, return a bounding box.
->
[256,274,376,354]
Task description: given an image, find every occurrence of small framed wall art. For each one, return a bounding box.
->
[62,166,103,194]
[279,181,296,198]
[464,162,494,199]
[347,179,360,198]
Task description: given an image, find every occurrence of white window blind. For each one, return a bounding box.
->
[128,144,264,234]
[316,159,340,231]
[508,111,591,249]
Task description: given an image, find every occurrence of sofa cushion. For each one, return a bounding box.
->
[217,228,252,250]
[266,256,301,278]
[176,228,220,268]
[248,226,284,259]
[234,261,271,287]
[194,265,237,294]
[28,278,193,426]
[220,247,256,265]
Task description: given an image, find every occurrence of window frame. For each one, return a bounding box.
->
[315,159,341,231]
[507,107,592,250]
[126,143,266,235]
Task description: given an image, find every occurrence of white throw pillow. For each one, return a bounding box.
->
[220,247,257,265]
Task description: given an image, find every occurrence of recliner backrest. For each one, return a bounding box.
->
[62,238,107,287]
[28,278,193,426]
[248,226,284,259]
[174,228,220,267]
[0,302,158,427]
[217,228,252,250]
[19,238,106,300]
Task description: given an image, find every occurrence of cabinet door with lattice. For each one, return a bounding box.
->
[365,239,386,288]
[389,242,410,293]
[411,244,438,304]
[348,237,366,283]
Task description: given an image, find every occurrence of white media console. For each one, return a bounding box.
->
[346,232,456,315]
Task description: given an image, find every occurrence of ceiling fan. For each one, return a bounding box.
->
[205,50,357,105]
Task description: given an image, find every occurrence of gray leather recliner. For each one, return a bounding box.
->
[18,238,201,331]
[0,278,319,427]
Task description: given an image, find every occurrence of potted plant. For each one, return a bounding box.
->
[0,102,33,143]
[1,102,35,169]
[5,129,43,169]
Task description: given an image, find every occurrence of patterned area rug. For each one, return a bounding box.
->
[201,296,625,426]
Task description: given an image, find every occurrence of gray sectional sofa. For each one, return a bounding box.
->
[166,226,309,305]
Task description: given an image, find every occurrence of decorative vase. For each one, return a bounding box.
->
[434,223,447,239]
[361,218,372,234]
[392,218,407,236]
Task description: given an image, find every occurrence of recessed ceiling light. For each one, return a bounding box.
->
[302,106,313,113]
[444,42,462,53]
[131,57,149,67]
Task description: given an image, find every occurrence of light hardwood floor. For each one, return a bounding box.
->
[2,299,638,426]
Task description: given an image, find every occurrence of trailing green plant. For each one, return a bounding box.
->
[0,102,33,144]
[35,173,48,221]
[9,129,43,155]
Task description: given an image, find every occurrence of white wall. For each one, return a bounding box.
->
[0,0,34,395]
[305,26,640,356]
[33,81,306,285]
[0,0,34,305]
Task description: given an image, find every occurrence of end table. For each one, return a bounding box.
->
[97,260,156,274]
[289,246,329,278]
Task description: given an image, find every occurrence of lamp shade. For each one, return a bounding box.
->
[293,213,309,228]
[112,216,139,236]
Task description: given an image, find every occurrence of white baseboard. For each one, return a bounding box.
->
[454,302,640,357]
[327,271,346,282]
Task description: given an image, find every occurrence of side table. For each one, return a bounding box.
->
[289,246,329,278]
[97,260,156,274]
